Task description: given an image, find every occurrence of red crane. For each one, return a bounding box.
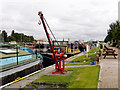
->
[38,11,67,74]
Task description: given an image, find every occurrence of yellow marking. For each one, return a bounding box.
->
[11,78,24,83]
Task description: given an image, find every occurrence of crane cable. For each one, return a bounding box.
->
[43,17,61,49]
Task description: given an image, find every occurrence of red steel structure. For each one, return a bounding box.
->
[38,11,67,74]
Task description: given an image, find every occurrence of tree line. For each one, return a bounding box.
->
[104,21,120,42]
[0,30,35,42]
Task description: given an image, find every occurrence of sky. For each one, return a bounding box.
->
[0,0,119,41]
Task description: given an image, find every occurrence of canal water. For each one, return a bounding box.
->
[0,55,33,66]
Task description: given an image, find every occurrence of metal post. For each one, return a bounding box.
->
[39,42,40,53]
[35,49,37,59]
[16,46,18,65]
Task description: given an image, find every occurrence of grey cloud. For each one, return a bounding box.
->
[0,0,119,41]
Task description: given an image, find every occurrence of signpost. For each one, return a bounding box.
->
[86,44,90,58]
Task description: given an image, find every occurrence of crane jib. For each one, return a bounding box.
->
[38,11,67,74]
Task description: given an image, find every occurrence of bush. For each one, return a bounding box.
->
[100,44,103,49]
[111,42,117,47]
[115,42,120,48]
[116,45,119,48]
[90,55,99,62]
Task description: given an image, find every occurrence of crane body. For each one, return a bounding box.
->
[38,11,67,74]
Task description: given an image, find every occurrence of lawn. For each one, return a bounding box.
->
[71,55,88,61]
[65,53,97,66]
[88,46,100,54]
[65,61,90,66]
[31,65,100,88]
[71,54,96,62]
[64,47,100,66]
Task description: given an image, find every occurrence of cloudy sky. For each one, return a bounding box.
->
[0,0,119,41]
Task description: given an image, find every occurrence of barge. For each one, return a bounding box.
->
[0,47,43,86]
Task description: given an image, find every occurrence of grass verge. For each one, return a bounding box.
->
[65,61,90,66]
[88,46,100,53]
[31,65,100,88]
[71,54,96,62]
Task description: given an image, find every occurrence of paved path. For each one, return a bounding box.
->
[0,60,40,78]
[99,47,119,88]
[5,65,55,88]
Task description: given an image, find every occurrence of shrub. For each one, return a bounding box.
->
[116,45,119,48]
[111,42,117,47]
[90,55,98,62]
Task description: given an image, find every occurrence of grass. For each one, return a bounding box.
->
[65,61,90,66]
[71,55,89,61]
[71,54,96,62]
[31,83,38,88]
[32,65,100,88]
[88,46,100,54]
[65,53,97,66]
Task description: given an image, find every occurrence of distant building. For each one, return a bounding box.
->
[36,40,43,44]
[24,41,36,49]
[9,41,17,44]
[36,40,49,44]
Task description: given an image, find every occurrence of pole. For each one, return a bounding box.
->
[35,49,37,59]
[16,46,18,65]
[86,44,89,58]
[39,42,40,53]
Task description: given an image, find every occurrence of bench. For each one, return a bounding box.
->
[102,50,117,59]
[103,45,114,52]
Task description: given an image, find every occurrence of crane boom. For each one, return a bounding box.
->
[38,11,67,74]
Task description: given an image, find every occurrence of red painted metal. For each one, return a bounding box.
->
[38,11,67,74]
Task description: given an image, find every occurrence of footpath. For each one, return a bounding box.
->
[98,47,119,89]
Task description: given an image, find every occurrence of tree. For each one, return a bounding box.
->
[23,35,29,42]
[0,30,36,42]
[104,21,120,42]
[7,36,15,42]
[104,35,111,42]
[0,33,4,43]
[1,30,8,42]
[29,36,34,41]
[11,30,15,36]
[112,26,120,41]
